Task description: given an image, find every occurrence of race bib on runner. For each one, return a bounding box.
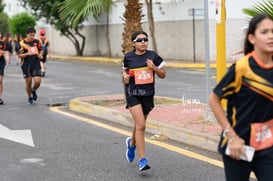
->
[28,46,38,55]
[250,119,273,151]
[134,68,154,85]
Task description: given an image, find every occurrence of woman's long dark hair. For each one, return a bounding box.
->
[244,14,273,55]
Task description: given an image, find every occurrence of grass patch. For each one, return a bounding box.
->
[89,97,182,107]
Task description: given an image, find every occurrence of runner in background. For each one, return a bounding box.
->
[13,33,23,65]
[19,27,43,105]
[0,35,6,104]
[3,33,13,65]
[38,29,50,77]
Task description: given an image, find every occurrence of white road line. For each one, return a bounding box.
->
[51,106,256,179]
[50,107,222,167]
[0,124,35,147]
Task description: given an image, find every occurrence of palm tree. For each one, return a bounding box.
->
[59,0,113,27]
[144,0,183,53]
[59,0,144,56]
[145,0,157,52]
[58,0,113,56]
[121,0,144,55]
[242,0,273,19]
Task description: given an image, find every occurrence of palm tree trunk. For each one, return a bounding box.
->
[121,0,144,55]
[145,0,157,52]
[106,10,112,57]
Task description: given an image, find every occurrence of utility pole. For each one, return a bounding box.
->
[216,0,227,109]
[216,0,226,83]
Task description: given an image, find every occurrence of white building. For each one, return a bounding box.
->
[3,0,262,62]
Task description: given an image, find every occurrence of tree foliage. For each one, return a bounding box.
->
[59,0,112,28]
[121,0,144,55]
[19,0,86,56]
[0,0,10,34]
[58,0,144,55]
[242,0,273,19]
[58,0,113,57]
[0,12,10,34]
[8,13,36,37]
[145,0,157,52]
[0,0,5,12]
[58,0,144,56]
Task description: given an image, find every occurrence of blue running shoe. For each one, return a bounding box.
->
[126,137,136,163]
[28,97,33,105]
[139,158,151,171]
[32,90,37,101]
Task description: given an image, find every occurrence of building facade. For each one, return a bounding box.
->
[3,0,261,62]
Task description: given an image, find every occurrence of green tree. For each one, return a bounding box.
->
[8,13,36,37]
[20,0,86,56]
[0,0,5,12]
[121,0,143,55]
[145,0,183,52]
[58,0,113,57]
[242,0,273,19]
[145,0,157,52]
[59,0,112,27]
[59,0,182,55]
[58,0,143,55]
[0,0,10,34]
[0,12,9,34]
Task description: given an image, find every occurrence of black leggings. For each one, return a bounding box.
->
[223,151,273,181]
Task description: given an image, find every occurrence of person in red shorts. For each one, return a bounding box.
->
[19,27,43,104]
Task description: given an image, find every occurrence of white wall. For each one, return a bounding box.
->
[3,0,25,16]
[85,0,261,24]
[3,0,264,61]
[74,0,264,61]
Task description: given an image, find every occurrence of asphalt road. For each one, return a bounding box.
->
[0,58,256,181]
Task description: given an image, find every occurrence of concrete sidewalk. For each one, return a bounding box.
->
[69,94,221,152]
[52,55,223,152]
[51,54,232,69]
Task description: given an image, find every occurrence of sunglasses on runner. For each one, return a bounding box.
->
[134,37,148,42]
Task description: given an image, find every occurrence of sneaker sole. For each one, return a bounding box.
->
[139,165,151,171]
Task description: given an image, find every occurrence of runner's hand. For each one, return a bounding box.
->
[123,72,129,84]
[146,59,155,69]
[227,136,245,160]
